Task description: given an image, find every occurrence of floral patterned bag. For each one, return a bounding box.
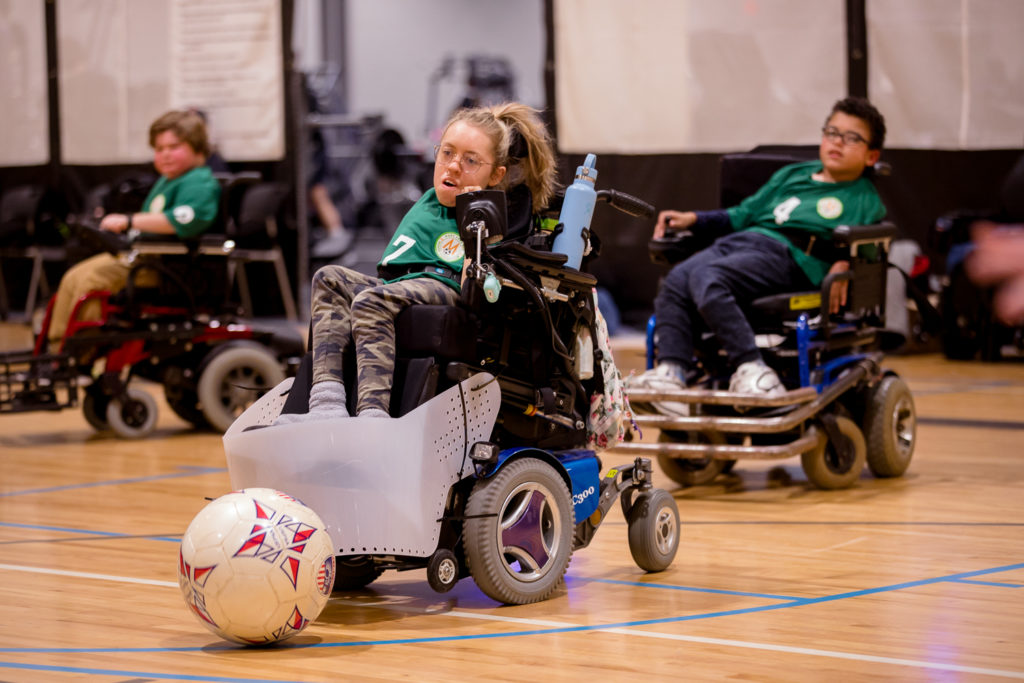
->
[587,291,636,450]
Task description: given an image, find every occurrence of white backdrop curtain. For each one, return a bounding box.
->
[0,0,51,166]
[554,0,1023,154]
[554,0,846,154]
[57,0,285,165]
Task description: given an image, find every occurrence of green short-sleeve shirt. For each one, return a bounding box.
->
[142,165,221,238]
[378,189,464,291]
[726,161,886,285]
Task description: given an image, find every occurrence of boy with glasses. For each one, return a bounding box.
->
[633,97,886,411]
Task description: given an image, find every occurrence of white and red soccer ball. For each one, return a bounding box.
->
[178,488,336,645]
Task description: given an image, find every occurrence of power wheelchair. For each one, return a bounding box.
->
[618,151,917,490]
[0,173,303,438]
[223,176,682,605]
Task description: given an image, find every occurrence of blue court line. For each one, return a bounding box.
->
[950,578,1023,588]
[569,575,802,601]
[0,521,180,543]
[0,662,305,683]
[0,466,226,498]
[3,561,1021,656]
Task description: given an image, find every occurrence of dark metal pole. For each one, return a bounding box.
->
[44,0,61,185]
[543,0,558,147]
[847,0,869,98]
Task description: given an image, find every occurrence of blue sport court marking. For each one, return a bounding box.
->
[0,662,306,683]
[0,465,225,498]
[2,561,1022,656]
[0,520,180,543]
[950,578,1023,588]
[567,575,802,601]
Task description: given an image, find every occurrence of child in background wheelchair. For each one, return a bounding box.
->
[620,98,917,490]
[0,111,302,437]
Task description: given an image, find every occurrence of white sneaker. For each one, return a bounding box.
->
[627,364,690,417]
[728,360,786,396]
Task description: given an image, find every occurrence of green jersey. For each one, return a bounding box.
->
[378,189,464,290]
[142,165,221,238]
[727,160,886,284]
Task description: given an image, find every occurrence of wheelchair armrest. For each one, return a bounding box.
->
[648,228,721,266]
[490,240,568,267]
[832,221,897,248]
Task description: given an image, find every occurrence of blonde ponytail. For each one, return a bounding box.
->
[443,102,558,212]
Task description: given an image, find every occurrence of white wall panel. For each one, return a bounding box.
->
[0,0,51,166]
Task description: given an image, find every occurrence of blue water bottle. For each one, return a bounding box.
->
[552,153,598,270]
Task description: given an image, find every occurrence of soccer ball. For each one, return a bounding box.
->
[178,488,336,645]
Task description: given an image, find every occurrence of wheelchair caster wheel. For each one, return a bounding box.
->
[105,387,158,439]
[82,390,110,432]
[626,488,680,572]
[801,415,867,489]
[427,549,460,593]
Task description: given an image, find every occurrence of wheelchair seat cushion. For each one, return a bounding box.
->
[395,304,477,360]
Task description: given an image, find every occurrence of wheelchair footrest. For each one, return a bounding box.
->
[615,428,822,461]
[626,385,817,408]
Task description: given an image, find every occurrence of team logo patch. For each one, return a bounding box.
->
[173,205,196,224]
[317,555,335,596]
[434,231,464,262]
[817,197,843,220]
[150,194,166,213]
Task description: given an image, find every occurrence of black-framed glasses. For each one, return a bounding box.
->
[434,145,493,173]
[822,126,869,146]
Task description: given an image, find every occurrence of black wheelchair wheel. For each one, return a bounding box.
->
[81,388,110,432]
[656,430,727,486]
[801,415,867,490]
[940,265,987,360]
[333,556,383,591]
[626,488,680,572]
[427,549,460,594]
[864,375,916,478]
[464,458,574,605]
[104,387,158,439]
[163,366,208,428]
[197,342,285,433]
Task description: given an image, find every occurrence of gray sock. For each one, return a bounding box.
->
[273,380,349,425]
[358,407,390,419]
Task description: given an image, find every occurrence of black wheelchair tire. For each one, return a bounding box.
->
[82,389,110,432]
[333,555,383,591]
[864,375,916,478]
[426,549,460,594]
[801,415,867,490]
[197,342,285,433]
[626,488,680,572]
[656,430,727,486]
[464,458,574,605]
[105,387,158,439]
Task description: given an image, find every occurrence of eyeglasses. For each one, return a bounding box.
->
[822,126,869,147]
[434,145,493,174]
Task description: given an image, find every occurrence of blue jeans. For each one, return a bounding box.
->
[653,231,811,373]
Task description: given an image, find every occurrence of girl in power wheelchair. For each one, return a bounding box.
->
[224,103,680,605]
[621,97,917,490]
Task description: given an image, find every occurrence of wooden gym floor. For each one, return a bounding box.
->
[1,320,1023,681]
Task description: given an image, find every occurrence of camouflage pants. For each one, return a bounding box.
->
[310,265,459,414]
